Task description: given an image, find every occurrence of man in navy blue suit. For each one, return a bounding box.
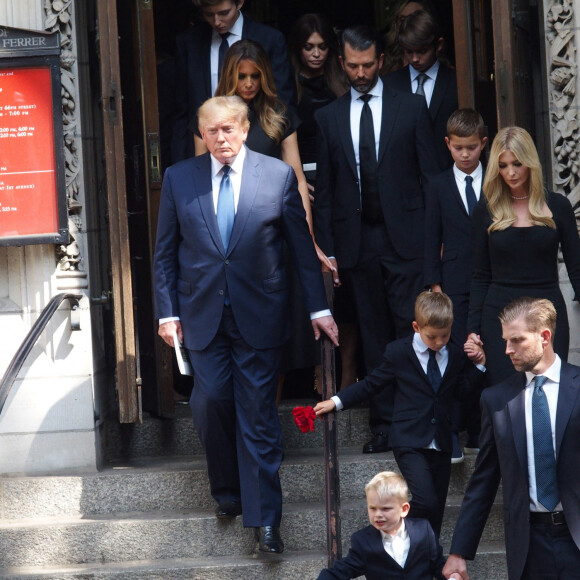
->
[171,0,296,162]
[154,96,338,553]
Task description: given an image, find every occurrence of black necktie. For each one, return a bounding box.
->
[465,175,477,215]
[218,33,230,78]
[359,94,382,223]
[532,375,559,511]
[416,73,428,98]
[427,348,442,392]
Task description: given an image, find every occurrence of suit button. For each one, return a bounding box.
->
[431,418,436,424]
[356,208,360,213]
[225,259,230,265]
[218,290,224,296]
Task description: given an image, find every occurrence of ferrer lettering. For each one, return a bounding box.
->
[2,37,47,49]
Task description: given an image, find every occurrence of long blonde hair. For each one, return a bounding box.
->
[216,40,287,143]
[483,126,555,232]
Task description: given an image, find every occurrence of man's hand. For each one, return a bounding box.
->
[466,332,483,347]
[312,315,339,346]
[321,257,340,287]
[442,554,469,580]
[158,320,183,348]
[430,284,442,293]
[313,399,337,415]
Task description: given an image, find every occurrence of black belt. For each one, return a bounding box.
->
[530,511,566,526]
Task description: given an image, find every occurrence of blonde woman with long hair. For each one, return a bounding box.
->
[467,126,580,385]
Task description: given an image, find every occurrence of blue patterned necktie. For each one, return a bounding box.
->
[427,348,442,392]
[217,165,234,250]
[532,375,559,511]
[465,175,477,215]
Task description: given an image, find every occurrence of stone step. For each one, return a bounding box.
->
[0,447,482,520]
[103,400,372,462]
[0,546,508,580]
[0,498,503,568]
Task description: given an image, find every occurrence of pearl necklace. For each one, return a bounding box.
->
[511,195,529,200]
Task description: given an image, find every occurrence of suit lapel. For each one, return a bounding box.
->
[363,526,403,568]
[195,153,225,254]
[336,94,358,180]
[404,519,418,569]
[199,26,213,100]
[428,66,449,120]
[226,148,260,255]
[507,375,528,474]
[378,88,399,166]
[555,362,580,458]
[446,169,469,217]
[407,338,431,390]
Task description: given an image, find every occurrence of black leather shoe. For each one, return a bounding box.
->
[254,526,284,553]
[362,433,391,454]
[215,501,242,519]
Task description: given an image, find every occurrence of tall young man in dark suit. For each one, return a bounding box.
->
[171,0,296,162]
[444,297,580,580]
[383,9,458,168]
[154,96,338,553]
[314,26,441,454]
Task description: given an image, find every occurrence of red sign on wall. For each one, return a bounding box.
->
[0,66,59,237]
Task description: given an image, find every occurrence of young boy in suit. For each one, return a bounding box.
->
[383,9,458,168]
[424,109,487,455]
[314,291,485,538]
[317,471,460,580]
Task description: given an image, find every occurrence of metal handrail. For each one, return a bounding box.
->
[0,293,83,415]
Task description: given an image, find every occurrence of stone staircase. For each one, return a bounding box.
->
[0,401,507,579]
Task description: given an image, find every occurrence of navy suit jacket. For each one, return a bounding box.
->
[424,167,482,295]
[153,148,327,351]
[171,16,296,161]
[318,519,446,580]
[313,85,441,269]
[383,64,458,168]
[337,336,484,453]
[450,362,580,580]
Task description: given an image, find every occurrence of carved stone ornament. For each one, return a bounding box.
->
[44,0,87,282]
[546,0,580,218]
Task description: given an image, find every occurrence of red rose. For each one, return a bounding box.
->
[292,405,317,433]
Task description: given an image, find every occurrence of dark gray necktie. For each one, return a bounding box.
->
[532,375,559,511]
[427,348,442,392]
[218,33,230,78]
[415,73,428,98]
[217,165,234,250]
[359,94,382,223]
[465,175,477,215]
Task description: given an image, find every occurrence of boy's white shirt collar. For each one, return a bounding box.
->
[453,161,483,182]
[409,58,440,81]
[413,331,447,356]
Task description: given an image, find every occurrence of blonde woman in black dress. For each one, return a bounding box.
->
[468,126,580,385]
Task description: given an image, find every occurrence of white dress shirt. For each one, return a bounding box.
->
[381,520,410,567]
[524,356,563,512]
[453,162,483,213]
[349,79,383,187]
[210,11,243,95]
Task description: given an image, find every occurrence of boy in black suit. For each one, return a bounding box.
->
[315,291,485,538]
[424,109,487,456]
[383,9,458,168]
[317,471,459,580]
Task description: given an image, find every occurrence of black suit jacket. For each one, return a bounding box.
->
[337,336,484,453]
[383,64,458,168]
[313,84,441,269]
[424,167,482,294]
[318,519,446,580]
[171,16,296,161]
[449,362,580,580]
